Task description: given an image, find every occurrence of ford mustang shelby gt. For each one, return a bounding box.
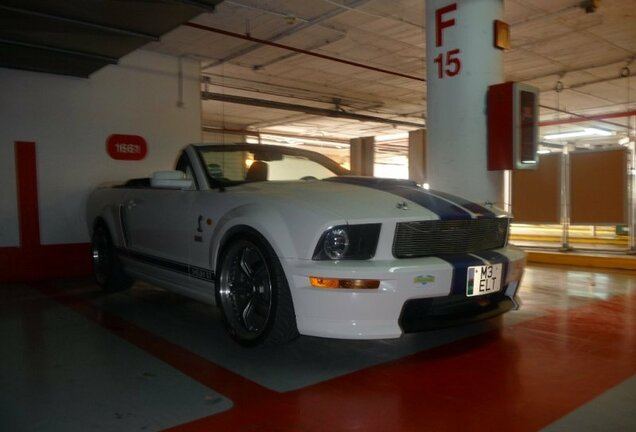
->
[87,144,525,345]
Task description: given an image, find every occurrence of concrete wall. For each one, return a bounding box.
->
[0,50,202,247]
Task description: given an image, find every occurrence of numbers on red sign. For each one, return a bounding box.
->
[106,134,147,161]
[433,49,462,79]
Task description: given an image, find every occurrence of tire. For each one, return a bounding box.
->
[91,223,134,292]
[217,234,299,346]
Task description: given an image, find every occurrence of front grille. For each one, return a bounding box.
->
[392,218,509,258]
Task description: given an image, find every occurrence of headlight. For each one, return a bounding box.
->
[313,224,381,260]
[324,228,349,259]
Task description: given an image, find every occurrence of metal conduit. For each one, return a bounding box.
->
[186,23,636,131]
[539,108,636,127]
[185,22,426,82]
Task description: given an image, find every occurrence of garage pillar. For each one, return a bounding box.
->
[408,129,427,185]
[425,0,504,204]
[350,136,374,176]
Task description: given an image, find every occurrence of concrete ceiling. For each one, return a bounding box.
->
[143,0,635,150]
[0,0,224,77]
[3,0,633,150]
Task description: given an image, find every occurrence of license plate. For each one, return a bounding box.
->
[466,264,502,297]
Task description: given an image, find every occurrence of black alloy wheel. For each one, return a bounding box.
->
[91,224,133,292]
[217,235,298,346]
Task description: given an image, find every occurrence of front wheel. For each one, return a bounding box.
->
[91,224,133,292]
[217,235,298,346]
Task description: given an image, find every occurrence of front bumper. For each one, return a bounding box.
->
[283,246,526,339]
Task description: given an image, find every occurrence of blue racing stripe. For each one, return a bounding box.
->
[443,251,510,296]
[473,250,510,287]
[326,177,473,220]
[442,254,487,295]
[429,190,497,218]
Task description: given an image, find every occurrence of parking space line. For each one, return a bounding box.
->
[32,281,636,432]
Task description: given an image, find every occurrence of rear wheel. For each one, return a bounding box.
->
[91,223,133,292]
[217,235,298,346]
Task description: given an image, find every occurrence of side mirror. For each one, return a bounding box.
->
[150,170,193,189]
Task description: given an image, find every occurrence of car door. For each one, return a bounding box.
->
[123,155,198,273]
[124,189,195,266]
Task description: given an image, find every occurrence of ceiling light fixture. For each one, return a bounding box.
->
[543,128,613,140]
[375,132,409,142]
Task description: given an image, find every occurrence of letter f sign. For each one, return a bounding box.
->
[435,3,457,47]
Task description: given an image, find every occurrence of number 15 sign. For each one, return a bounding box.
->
[433,3,461,79]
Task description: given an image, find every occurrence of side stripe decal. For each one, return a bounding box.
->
[117,248,215,283]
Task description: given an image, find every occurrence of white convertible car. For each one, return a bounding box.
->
[87,144,526,346]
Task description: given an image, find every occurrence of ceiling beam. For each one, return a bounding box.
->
[201,91,425,128]
[177,0,224,12]
[0,38,118,64]
[0,4,158,41]
[202,126,351,144]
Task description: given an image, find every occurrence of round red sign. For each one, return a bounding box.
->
[106,134,148,161]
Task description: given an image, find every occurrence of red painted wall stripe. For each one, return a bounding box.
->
[0,142,91,283]
[15,141,40,247]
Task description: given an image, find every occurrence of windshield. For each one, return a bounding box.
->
[195,144,348,186]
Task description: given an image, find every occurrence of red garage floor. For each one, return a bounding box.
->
[1,264,635,431]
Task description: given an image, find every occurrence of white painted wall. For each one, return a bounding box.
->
[0,50,202,247]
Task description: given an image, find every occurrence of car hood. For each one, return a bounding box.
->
[228,177,504,223]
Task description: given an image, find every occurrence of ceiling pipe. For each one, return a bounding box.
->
[186,22,425,82]
[539,108,636,127]
[321,0,421,28]
[254,35,347,69]
[203,126,260,137]
[201,91,425,128]
[202,0,364,70]
[188,21,632,132]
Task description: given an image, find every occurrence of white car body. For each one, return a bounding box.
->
[87,144,525,343]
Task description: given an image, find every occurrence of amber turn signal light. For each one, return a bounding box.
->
[309,277,380,289]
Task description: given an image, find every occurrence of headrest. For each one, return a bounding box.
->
[245,161,268,182]
[150,170,191,189]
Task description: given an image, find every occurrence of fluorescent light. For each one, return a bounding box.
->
[375,132,408,142]
[543,128,613,140]
[537,149,551,154]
